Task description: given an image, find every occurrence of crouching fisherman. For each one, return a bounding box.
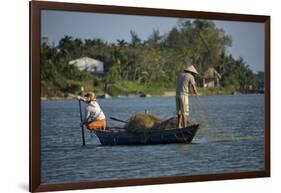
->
[77,92,106,130]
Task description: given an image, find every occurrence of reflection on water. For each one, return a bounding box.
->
[41,94,264,184]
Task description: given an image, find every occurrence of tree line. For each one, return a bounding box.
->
[41,19,261,97]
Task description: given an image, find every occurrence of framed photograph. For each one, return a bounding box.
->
[30,1,270,192]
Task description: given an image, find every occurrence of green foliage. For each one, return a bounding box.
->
[41,38,94,97]
[106,59,121,83]
[130,30,142,46]
[107,81,167,97]
[41,19,260,98]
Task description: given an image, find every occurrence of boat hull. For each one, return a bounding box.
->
[93,124,199,146]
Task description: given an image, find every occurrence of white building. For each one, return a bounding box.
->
[69,57,104,74]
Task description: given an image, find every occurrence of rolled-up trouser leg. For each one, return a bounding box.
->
[86,119,106,130]
[176,94,189,128]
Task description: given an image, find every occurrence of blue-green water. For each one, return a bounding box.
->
[41,94,264,184]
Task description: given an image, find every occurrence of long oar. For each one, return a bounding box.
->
[78,99,86,146]
[110,117,128,124]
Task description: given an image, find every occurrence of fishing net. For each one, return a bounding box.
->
[192,96,238,142]
[152,117,178,130]
[191,96,219,142]
[124,112,162,132]
[124,113,193,132]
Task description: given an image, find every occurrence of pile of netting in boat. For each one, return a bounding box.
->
[124,112,179,132]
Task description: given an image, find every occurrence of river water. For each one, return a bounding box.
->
[41,94,264,184]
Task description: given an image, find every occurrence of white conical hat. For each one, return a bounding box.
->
[184,65,198,74]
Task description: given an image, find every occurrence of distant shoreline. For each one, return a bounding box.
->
[41,91,263,101]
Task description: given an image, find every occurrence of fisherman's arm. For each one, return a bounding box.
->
[77,95,87,102]
[191,84,199,96]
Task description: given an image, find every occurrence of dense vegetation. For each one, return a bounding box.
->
[41,19,261,97]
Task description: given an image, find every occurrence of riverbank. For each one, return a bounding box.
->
[41,86,261,100]
[105,82,250,97]
[197,87,237,96]
[163,87,237,96]
[41,78,261,100]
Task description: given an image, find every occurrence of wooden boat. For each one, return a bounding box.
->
[92,124,199,146]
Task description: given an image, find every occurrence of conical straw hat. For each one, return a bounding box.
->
[184,65,198,74]
[84,92,96,101]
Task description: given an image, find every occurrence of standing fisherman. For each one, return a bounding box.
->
[176,62,199,128]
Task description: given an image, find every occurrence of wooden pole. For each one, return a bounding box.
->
[78,100,86,146]
[110,116,128,124]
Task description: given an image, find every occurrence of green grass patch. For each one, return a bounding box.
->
[197,86,236,96]
[107,81,167,97]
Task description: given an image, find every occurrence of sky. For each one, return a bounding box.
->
[41,10,264,73]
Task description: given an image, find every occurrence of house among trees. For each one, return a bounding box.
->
[69,57,104,75]
[203,67,221,88]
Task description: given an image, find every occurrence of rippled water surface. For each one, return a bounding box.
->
[41,94,264,184]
